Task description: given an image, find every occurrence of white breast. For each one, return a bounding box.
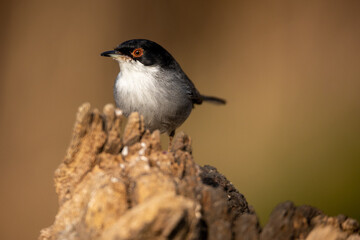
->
[114,60,161,111]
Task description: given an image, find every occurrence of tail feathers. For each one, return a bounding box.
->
[201,95,226,105]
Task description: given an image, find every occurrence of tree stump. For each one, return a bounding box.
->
[39,103,360,240]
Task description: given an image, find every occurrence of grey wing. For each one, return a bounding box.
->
[170,61,203,105]
[183,76,203,105]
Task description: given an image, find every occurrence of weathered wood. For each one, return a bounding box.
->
[39,103,360,240]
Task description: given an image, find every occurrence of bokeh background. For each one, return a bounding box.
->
[1,0,359,239]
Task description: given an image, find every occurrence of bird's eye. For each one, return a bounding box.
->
[131,48,144,58]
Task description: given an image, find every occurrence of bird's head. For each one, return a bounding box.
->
[101,39,177,70]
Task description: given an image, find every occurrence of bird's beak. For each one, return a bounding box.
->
[100,50,120,57]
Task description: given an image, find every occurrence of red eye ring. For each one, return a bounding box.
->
[131,48,144,58]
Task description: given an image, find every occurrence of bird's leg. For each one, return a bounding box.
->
[168,130,175,151]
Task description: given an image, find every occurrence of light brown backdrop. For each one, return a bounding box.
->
[0,1,359,239]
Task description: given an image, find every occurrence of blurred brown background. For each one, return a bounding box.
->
[1,0,360,239]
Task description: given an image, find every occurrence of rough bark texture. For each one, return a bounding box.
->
[40,103,360,240]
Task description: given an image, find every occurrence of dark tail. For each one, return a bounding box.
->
[201,95,226,105]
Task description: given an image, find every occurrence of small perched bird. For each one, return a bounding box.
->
[101,39,226,140]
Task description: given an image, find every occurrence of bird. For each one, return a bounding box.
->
[101,39,226,143]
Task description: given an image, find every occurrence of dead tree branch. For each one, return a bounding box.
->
[39,103,359,240]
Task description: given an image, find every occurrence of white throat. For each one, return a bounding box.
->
[114,60,162,114]
[118,60,160,81]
